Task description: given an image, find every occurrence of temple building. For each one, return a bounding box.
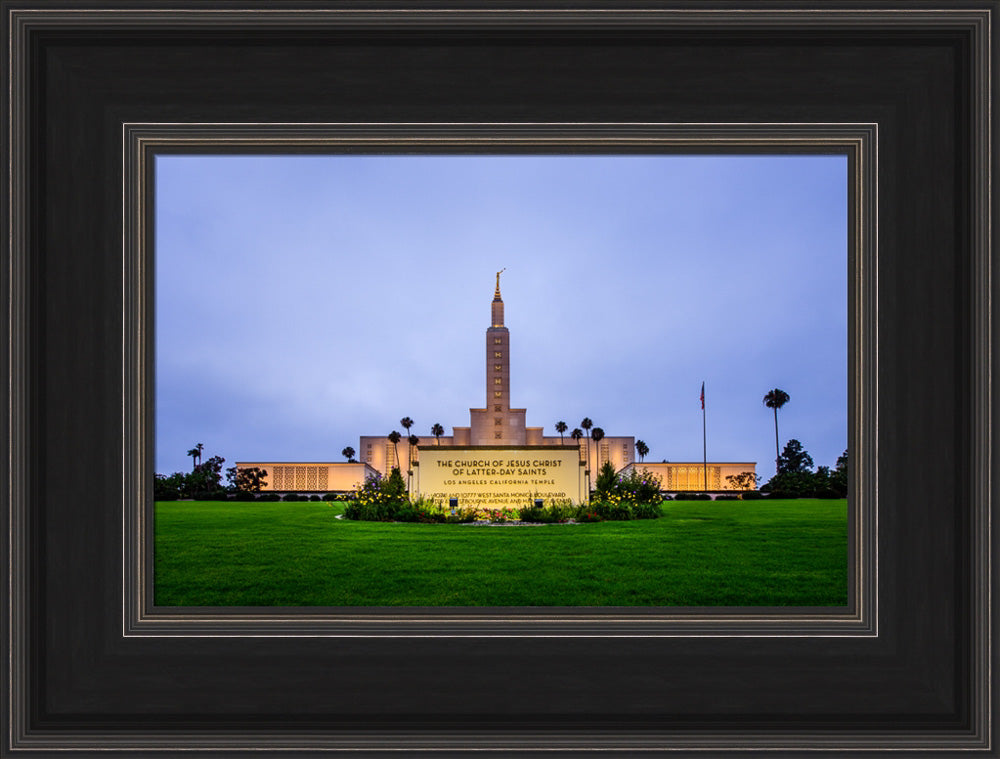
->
[357,271,636,478]
[239,273,755,493]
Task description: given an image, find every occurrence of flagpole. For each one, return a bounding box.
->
[701,382,707,492]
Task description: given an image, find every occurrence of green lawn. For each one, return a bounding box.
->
[154,499,848,607]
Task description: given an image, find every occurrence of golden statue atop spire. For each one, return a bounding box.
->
[494,268,506,300]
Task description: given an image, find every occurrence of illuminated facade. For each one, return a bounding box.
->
[232,461,378,494]
[620,461,758,492]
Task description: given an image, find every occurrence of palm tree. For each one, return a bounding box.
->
[635,440,649,462]
[400,416,414,442]
[555,420,567,444]
[591,427,605,468]
[763,388,791,472]
[341,446,356,463]
[571,428,584,481]
[186,442,204,471]
[406,434,420,490]
[431,423,444,445]
[387,430,402,470]
[580,418,593,474]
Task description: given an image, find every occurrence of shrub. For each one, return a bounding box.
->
[191,490,226,501]
[231,490,255,502]
[384,468,407,498]
[762,470,818,498]
[322,493,340,501]
[281,493,301,502]
[343,470,409,521]
[594,461,618,499]
[613,469,664,506]
[445,508,477,524]
[391,502,419,522]
[476,507,517,523]
[725,471,761,492]
[519,499,574,523]
[154,473,182,501]
[256,492,281,502]
[576,509,603,523]
[630,501,663,519]
[588,468,665,519]
[402,497,448,523]
[518,502,545,522]
[308,494,321,502]
[674,492,712,501]
[590,500,632,521]
[715,495,739,501]
[741,491,763,500]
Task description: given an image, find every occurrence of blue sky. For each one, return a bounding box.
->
[155,154,847,480]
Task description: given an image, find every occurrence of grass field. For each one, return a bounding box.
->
[154,498,848,607]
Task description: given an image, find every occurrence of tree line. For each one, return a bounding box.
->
[155,444,266,500]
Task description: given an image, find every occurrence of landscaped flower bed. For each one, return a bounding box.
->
[342,470,666,523]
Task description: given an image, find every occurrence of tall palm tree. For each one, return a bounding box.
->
[635,440,649,462]
[431,423,444,445]
[406,434,420,491]
[400,416,414,438]
[186,442,204,471]
[763,388,791,472]
[591,427,605,468]
[571,427,585,488]
[555,420,567,444]
[387,430,402,470]
[580,418,593,474]
[341,446,356,463]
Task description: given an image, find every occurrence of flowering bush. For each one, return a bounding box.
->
[587,497,633,521]
[344,478,483,523]
[519,497,574,523]
[613,469,664,506]
[471,507,518,523]
[446,507,478,523]
[585,467,665,520]
[343,468,408,521]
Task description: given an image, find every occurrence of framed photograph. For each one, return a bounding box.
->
[4,3,993,755]
[138,129,866,624]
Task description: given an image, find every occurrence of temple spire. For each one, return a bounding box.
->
[491,269,505,327]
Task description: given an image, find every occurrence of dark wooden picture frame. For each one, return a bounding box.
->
[3,3,994,755]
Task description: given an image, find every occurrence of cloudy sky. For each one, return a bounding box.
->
[155,153,847,480]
